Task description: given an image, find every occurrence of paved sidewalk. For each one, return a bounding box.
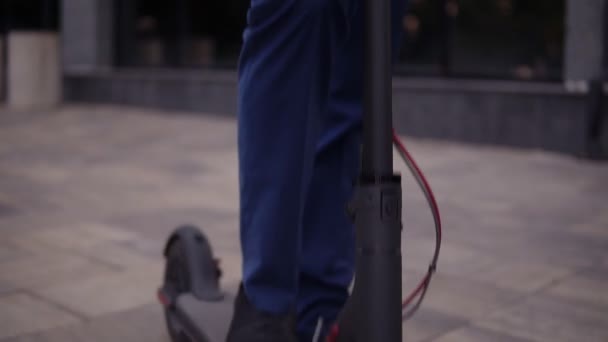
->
[0,105,607,341]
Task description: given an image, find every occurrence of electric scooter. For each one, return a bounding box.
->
[157,0,442,340]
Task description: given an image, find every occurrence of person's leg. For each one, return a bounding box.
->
[235,0,336,320]
[296,0,407,340]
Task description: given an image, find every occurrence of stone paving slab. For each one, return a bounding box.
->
[34,264,162,318]
[466,260,573,294]
[0,281,16,297]
[0,105,607,341]
[418,273,523,322]
[5,221,159,270]
[546,270,608,308]
[476,294,608,342]
[434,326,534,342]
[13,223,137,252]
[403,308,468,342]
[0,303,167,342]
[0,293,80,340]
[0,240,30,264]
[0,248,119,291]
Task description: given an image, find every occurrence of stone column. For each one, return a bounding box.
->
[6,0,62,109]
[0,36,5,101]
[61,0,114,72]
[564,0,607,90]
[7,32,61,109]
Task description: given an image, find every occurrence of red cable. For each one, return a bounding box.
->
[391,129,442,314]
[392,130,442,242]
[401,273,430,309]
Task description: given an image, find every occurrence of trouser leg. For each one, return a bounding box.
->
[237,0,337,315]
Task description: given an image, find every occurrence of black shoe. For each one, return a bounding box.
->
[226,284,298,342]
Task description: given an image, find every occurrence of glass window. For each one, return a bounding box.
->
[114,0,566,82]
[114,0,248,68]
[2,0,59,32]
[396,0,566,81]
[396,0,445,76]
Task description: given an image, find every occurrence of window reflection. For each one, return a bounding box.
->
[115,0,247,69]
[398,0,565,81]
[114,0,566,81]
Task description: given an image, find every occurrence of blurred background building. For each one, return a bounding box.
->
[0,0,607,158]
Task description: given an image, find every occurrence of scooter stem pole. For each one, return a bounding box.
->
[362,0,393,175]
[343,0,403,341]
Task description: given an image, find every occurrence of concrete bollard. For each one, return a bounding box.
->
[7,31,61,110]
[0,37,4,101]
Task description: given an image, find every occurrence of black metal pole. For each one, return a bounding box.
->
[337,0,403,341]
[362,0,393,176]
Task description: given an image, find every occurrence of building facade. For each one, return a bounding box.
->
[3,0,607,158]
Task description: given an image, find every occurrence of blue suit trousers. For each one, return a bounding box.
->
[237,0,405,339]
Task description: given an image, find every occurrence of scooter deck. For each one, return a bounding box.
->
[175,291,235,342]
